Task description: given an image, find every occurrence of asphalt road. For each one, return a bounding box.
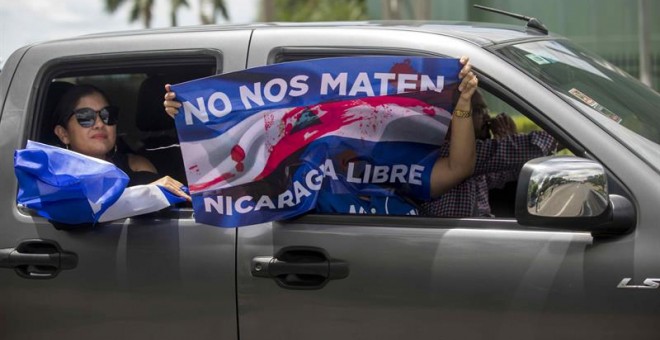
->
[535,182,606,217]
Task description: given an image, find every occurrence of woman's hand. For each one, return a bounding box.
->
[455,56,478,110]
[164,84,182,118]
[151,175,191,202]
[161,86,189,201]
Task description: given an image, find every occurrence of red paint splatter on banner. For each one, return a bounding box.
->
[388,59,422,92]
[231,144,246,172]
[422,107,436,115]
[187,95,440,192]
[389,59,417,74]
[255,96,436,181]
[189,172,235,192]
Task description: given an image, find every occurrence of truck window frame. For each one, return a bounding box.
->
[269,48,571,222]
[24,51,220,222]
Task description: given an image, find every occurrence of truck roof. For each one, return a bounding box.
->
[63,21,559,48]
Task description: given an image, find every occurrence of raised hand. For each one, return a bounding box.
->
[163,84,182,118]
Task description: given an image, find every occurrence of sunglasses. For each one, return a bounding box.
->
[71,106,119,128]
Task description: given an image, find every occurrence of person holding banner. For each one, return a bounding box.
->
[13,84,192,227]
[421,90,558,217]
[53,84,191,201]
[163,56,478,217]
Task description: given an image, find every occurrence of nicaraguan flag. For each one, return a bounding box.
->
[14,140,186,225]
[172,56,461,227]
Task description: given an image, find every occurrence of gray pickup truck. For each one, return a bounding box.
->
[1,20,659,340]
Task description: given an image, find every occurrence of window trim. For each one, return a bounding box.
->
[268,46,443,65]
[29,49,222,142]
[23,50,223,219]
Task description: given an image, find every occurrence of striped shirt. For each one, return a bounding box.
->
[420,131,557,217]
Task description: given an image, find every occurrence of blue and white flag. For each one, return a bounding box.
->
[172,56,461,227]
[14,140,186,225]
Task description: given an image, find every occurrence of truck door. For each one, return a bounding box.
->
[235,27,635,340]
[0,30,250,340]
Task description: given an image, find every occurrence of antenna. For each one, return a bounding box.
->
[473,4,548,35]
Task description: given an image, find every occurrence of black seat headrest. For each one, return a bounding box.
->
[136,76,176,132]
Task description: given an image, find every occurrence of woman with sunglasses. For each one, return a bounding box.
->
[53,84,191,201]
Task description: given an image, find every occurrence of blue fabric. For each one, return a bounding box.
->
[14,141,129,224]
[158,185,189,205]
[316,191,420,216]
[172,56,460,227]
[14,141,187,225]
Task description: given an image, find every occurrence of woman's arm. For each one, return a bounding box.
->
[429,56,478,198]
[128,153,157,173]
[128,153,191,201]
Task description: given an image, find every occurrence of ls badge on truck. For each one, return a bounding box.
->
[617,278,660,289]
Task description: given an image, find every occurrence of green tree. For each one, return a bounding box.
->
[269,0,367,21]
[170,0,189,26]
[105,0,229,28]
[199,0,229,24]
[105,0,155,28]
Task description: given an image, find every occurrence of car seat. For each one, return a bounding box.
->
[135,75,187,184]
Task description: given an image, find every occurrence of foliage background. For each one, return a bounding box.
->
[267,0,367,21]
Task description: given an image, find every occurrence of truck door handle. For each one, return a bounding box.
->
[251,246,349,290]
[0,239,78,279]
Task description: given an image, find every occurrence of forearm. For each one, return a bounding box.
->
[429,56,478,198]
[430,97,476,197]
[447,97,476,179]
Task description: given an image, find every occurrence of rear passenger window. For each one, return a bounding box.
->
[35,55,218,190]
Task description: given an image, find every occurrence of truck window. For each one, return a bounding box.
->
[270,50,563,219]
[35,58,217,189]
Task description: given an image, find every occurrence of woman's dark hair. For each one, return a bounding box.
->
[53,84,112,128]
[470,89,486,110]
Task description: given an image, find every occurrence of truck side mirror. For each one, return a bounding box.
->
[515,156,635,235]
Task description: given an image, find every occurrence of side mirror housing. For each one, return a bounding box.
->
[515,156,635,235]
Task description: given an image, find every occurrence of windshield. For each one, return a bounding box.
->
[498,39,660,145]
